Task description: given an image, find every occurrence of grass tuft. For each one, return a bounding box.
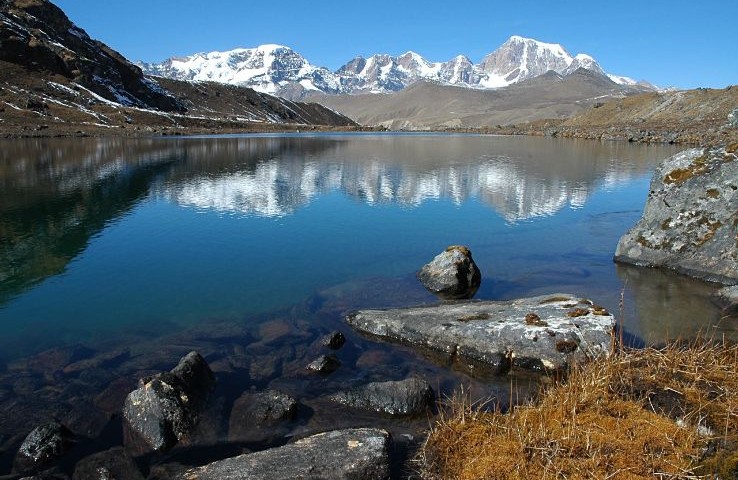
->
[419,339,738,479]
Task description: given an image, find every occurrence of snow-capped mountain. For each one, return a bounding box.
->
[139,44,342,95]
[139,36,645,98]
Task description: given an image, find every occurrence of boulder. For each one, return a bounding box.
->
[13,422,74,474]
[228,389,297,441]
[305,354,340,374]
[175,428,390,480]
[347,294,615,373]
[417,245,481,300]
[330,377,434,416]
[615,146,738,284]
[122,351,215,452]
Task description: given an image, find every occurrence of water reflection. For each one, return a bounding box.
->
[155,134,663,222]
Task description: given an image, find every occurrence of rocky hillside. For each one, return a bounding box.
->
[0,0,356,136]
[540,86,738,145]
[0,0,183,111]
[308,68,646,130]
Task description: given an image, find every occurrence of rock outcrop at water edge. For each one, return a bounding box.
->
[122,351,215,453]
[347,294,615,373]
[175,428,391,480]
[615,146,738,284]
[417,245,482,300]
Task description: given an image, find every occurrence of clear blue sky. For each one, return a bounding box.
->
[52,0,736,89]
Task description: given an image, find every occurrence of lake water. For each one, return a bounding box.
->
[0,134,729,358]
[0,133,734,473]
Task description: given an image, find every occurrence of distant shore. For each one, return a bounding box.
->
[3,118,735,148]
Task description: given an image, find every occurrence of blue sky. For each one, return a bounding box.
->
[52,0,736,89]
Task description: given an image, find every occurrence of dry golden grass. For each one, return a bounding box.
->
[420,340,738,479]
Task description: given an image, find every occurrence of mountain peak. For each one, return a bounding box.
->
[140,38,649,99]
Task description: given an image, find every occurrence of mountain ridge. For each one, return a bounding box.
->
[139,36,652,100]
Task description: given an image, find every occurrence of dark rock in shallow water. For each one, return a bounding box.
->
[347,294,615,373]
[417,245,481,300]
[321,331,346,350]
[175,428,390,480]
[305,354,340,374]
[72,447,144,480]
[122,351,215,453]
[330,377,434,416]
[615,146,738,284]
[228,389,297,442]
[13,422,74,474]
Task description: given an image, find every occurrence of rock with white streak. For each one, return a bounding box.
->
[346,294,615,373]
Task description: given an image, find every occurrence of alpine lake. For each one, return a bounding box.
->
[0,133,734,475]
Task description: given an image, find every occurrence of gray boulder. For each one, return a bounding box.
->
[175,428,390,480]
[228,389,297,441]
[123,351,215,452]
[615,146,738,284]
[330,377,434,416]
[14,422,74,474]
[347,294,614,372]
[417,245,481,300]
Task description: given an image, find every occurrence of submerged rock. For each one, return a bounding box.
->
[228,389,297,441]
[330,377,434,416]
[417,245,481,300]
[321,330,346,350]
[305,354,340,374]
[176,428,390,480]
[13,422,74,474]
[122,351,215,453]
[615,146,738,284]
[347,294,614,373]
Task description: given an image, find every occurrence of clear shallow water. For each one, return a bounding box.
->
[0,133,731,360]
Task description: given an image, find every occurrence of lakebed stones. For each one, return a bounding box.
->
[346,294,615,373]
[417,245,481,300]
[175,428,390,480]
[122,351,215,453]
[330,377,434,416]
[615,146,738,284]
[13,422,74,474]
[228,389,297,441]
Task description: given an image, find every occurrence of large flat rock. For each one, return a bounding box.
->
[176,428,390,480]
[346,294,615,372]
[615,146,738,284]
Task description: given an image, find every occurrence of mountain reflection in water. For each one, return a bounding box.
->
[0,133,731,360]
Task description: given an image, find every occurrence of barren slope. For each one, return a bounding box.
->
[309,69,648,129]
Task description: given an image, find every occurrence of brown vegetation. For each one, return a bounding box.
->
[420,340,738,479]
